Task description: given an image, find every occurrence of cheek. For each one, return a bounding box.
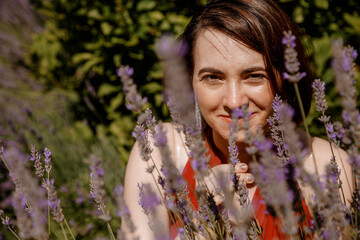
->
[194,87,219,113]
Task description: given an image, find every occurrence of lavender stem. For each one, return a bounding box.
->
[60,222,69,240]
[294,83,319,176]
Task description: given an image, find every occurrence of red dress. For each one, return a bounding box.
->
[170,136,313,239]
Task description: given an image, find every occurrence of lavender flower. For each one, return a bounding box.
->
[43,147,52,174]
[332,39,360,174]
[41,178,64,223]
[143,108,156,135]
[118,65,147,112]
[155,34,196,131]
[12,192,32,239]
[114,185,138,240]
[267,94,290,163]
[4,148,48,239]
[0,210,12,231]
[276,104,322,191]
[282,31,307,83]
[228,107,241,165]
[89,155,110,221]
[153,123,183,196]
[137,183,161,216]
[250,129,298,236]
[312,79,328,115]
[332,39,359,131]
[132,124,152,163]
[153,122,196,234]
[312,159,347,239]
[30,145,44,178]
[137,182,167,239]
[227,106,251,211]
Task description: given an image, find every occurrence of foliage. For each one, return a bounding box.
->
[29,0,204,154]
[0,1,124,239]
[277,0,360,136]
[0,0,359,239]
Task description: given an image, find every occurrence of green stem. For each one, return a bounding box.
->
[47,172,51,236]
[0,155,11,172]
[294,83,319,176]
[9,228,22,240]
[64,217,76,240]
[60,222,69,240]
[106,221,117,240]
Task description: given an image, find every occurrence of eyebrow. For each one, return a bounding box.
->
[197,66,267,77]
[197,67,224,77]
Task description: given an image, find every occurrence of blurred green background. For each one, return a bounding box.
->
[0,0,359,239]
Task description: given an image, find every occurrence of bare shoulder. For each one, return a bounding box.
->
[158,122,190,171]
[124,122,189,190]
[123,122,184,239]
[303,137,354,205]
[311,137,349,173]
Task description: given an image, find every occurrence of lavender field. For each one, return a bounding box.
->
[0,0,360,239]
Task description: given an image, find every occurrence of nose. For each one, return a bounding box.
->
[223,80,248,112]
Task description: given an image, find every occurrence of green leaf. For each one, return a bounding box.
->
[76,57,103,76]
[344,13,360,33]
[72,52,94,64]
[111,35,139,47]
[136,1,156,11]
[98,83,121,98]
[312,36,331,75]
[87,9,102,20]
[149,11,164,21]
[143,82,162,94]
[314,0,329,9]
[113,54,122,67]
[108,92,124,112]
[293,6,304,24]
[101,22,113,35]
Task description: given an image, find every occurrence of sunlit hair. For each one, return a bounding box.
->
[179,0,313,124]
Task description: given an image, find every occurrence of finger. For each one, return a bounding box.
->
[235,163,248,173]
[213,194,225,206]
[245,174,254,184]
[236,173,255,184]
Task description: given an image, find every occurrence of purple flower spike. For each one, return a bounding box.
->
[43,147,52,174]
[89,155,110,221]
[41,178,64,223]
[282,31,306,83]
[30,145,44,177]
[118,65,147,112]
[117,65,134,78]
[232,107,243,119]
[114,184,138,237]
[312,79,328,114]
[137,183,161,216]
[43,148,51,159]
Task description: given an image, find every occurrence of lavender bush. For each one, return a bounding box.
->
[1,20,360,240]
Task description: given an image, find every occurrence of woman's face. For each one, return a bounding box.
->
[192,29,275,145]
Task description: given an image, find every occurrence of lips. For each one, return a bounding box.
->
[219,115,233,124]
[219,113,255,125]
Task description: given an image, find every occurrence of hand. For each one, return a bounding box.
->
[198,163,254,206]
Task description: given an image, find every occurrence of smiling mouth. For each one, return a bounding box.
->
[219,113,255,124]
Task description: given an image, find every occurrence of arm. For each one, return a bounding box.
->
[123,138,170,239]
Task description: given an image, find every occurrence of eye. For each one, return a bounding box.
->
[249,73,265,79]
[201,74,223,84]
[245,73,267,84]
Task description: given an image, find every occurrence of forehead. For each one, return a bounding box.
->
[193,29,265,70]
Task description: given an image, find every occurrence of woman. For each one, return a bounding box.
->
[124,0,353,239]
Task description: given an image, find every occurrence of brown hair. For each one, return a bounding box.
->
[179,0,313,124]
